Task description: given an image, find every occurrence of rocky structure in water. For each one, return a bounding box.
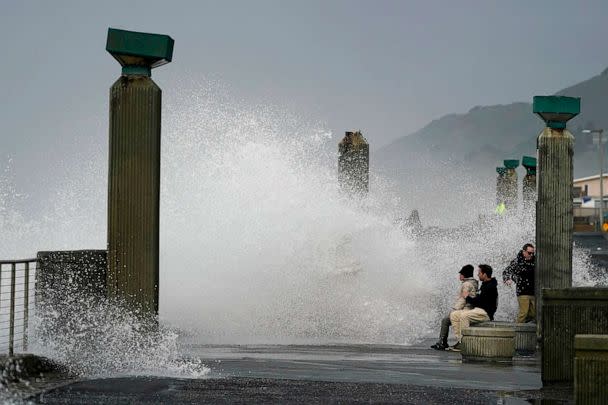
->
[338,131,369,196]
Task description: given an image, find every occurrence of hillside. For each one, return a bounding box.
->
[375,68,608,225]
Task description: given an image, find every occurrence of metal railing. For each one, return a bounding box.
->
[0,258,37,356]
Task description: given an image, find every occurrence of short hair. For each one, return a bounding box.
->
[522,243,534,251]
[478,264,493,277]
[459,264,474,278]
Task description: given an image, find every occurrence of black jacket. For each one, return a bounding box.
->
[502,252,535,296]
[465,278,498,320]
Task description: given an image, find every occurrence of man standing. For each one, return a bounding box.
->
[502,243,535,323]
[449,264,498,351]
[431,265,478,351]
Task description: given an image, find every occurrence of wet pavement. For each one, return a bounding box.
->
[30,339,574,404]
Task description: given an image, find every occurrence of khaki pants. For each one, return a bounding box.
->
[517,295,536,323]
[450,307,490,342]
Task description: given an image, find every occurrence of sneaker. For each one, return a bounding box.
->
[430,342,448,351]
[448,342,461,352]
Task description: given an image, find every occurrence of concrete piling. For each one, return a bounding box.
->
[105,28,174,316]
[522,155,537,212]
[532,95,580,343]
[338,131,369,196]
[503,159,519,210]
[496,167,507,209]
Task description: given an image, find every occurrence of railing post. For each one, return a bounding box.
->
[23,261,30,351]
[9,263,16,357]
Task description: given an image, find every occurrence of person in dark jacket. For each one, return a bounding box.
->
[448,264,498,351]
[502,243,535,323]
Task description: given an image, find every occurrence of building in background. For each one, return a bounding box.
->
[573,174,608,232]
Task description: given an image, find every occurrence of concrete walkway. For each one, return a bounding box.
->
[184,340,540,391]
[28,339,573,404]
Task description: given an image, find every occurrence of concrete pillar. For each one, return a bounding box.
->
[575,334,608,404]
[496,167,507,208]
[338,131,369,196]
[542,288,608,384]
[405,209,422,236]
[522,155,537,212]
[533,95,580,342]
[105,28,174,316]
[503,159,519,210]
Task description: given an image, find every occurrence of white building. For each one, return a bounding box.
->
[573,174,608,231]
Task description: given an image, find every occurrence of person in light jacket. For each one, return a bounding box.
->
[449,264,498,351]
[430,264,478,351]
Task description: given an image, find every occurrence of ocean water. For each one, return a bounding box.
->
[0,78,601,378]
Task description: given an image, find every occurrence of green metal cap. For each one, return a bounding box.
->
[532,96,580,129]
[504,159,519,169]
[522,155,537,169]
[106,28,174,77]
[496,167,507,175]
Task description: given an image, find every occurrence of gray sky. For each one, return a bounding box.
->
[2,0,608,202]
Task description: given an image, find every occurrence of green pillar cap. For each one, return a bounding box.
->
[532,96,580,129]
[106,28,174,77]
[496,167,507,175]
[522,155,537,169]
[504,159,519,169]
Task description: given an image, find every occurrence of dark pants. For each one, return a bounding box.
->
[438,315,451,344]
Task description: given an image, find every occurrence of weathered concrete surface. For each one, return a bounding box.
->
[28,341,573,404]
[536,127,575,338]
[575,334,608,404]
[542,288,608,384]
[31,376,572,404]
[475,321,537,355]
[461,327,515,363]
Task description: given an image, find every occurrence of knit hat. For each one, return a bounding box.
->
[459,264,474,278]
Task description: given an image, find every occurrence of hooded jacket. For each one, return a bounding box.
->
[452,277,479,310]
[502,252,535,296]
[465,278,498,320]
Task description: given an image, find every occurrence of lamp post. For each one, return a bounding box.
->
[582,129,605,232]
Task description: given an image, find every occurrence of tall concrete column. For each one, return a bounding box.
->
[105,28,174,316]
[503,159,519,210]
[533,95,580,340]
[338,131,369,196]
[496,167,507,208]
[522,155,537,212]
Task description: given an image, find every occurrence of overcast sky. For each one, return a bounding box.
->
[2,0,608,201]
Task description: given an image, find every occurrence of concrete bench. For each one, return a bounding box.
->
[542,288,608,384]
[575,334,608,404]
[473,321,537,355]
[461,327,515,363]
